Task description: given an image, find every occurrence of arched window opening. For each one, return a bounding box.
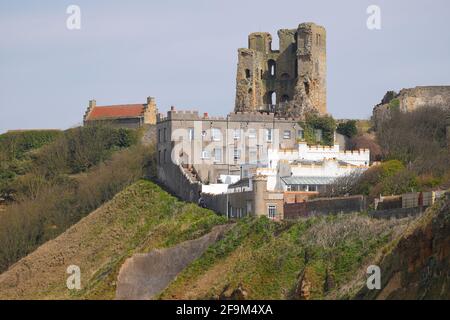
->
[245,69,251,79]
[268,60,276,78]
[269,91,277,106]
[305,82,310,96]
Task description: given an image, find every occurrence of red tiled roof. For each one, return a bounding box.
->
[86,104,145,121]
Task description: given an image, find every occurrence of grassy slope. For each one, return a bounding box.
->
[160,214,415,300]
[0,180,226,300]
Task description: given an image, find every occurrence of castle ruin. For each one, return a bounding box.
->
[235,23,327,119]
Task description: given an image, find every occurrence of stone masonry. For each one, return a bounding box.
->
[235,23,327,119]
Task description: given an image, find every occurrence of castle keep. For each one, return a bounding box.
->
[235,23,327,118]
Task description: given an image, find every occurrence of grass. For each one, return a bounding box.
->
[0,179,226,300]
[160,213,414,300]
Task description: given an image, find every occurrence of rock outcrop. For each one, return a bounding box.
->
[372,86,450,129]
[115,224,233,300]
[356,193,450,299]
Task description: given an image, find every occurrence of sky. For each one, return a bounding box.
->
[1,0,450,133]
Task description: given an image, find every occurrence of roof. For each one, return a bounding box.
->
[86,104,145,121]
[281,176,337,185]
[228,178,250,189]
[291,159,355,166]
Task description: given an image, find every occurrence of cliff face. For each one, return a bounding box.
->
[372,86,450,129]
[357,193,450,300]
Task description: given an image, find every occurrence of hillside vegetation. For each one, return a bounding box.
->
[0,126,148,273]
[160,213,414,300]
[0,180,226,299]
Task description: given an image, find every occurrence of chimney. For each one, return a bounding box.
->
[144,97,157,125]
[147,96,156,107]
[84,99,96,124]
[170,106,176,111]
[203,112,209,118]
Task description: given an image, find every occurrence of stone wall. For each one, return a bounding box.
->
[157,162,202,203]
[373,86,450,128]
[283,195,366,219]
[235,22,327,118]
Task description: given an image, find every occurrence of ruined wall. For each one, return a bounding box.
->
[372,86,450,128]
[235,23,327,118]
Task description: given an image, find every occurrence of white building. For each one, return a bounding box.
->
[240,141,370,193]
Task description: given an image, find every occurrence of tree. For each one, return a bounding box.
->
[336,120,357,138]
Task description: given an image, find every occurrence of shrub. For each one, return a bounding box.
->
[376,106,450,176]
[0,144,153,273]
[336,120,357,138]
[300,113,336,146]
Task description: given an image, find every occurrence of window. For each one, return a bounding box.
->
[163,149,167,163]
[249,148,257,162]
[268,60,276,77]
[308,185,318,192]
[188,128,194,141]
[233,148,241,161]
[281,94,289,102]
[283,130,291,139]
[269,91,276,106]
[158,129,161,143]
[266,128,273,142]
[158,150,161,163]
[297,129,304,140]
[268,205,277,219]
[248,128,257,139]
[163,128,167,142]
[201,150,210,159]
[245,69,251,79]
[214,148,222,162]
[211,128,221,141]
[246,201,252,215]
[233,129,241,140]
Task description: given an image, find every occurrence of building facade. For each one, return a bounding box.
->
[156,107,303,184]
[84,97,158,129]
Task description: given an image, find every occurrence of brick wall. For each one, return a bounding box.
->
[283,195,366,220]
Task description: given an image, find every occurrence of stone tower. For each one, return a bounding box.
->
[234,23,327,118]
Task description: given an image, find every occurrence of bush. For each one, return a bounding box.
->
[348,134,382,162]
[0,144,153,272]
[36,126,139,175]
[0,130,62,161]
[300,113,336,146]
[376,106,450,176]
[1,125,139,201]
[336,120,357,138]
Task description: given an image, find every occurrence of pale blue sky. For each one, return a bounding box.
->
[1,0,449,132]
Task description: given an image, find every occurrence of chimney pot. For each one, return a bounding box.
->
[204,112,209,118]
[170,106,175,111]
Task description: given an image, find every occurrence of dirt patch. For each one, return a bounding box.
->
[115,224,232,300]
